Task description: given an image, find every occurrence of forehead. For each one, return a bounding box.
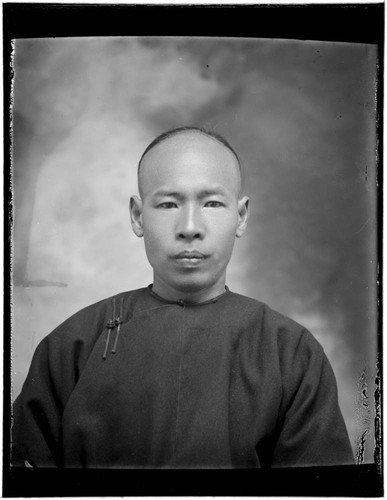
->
[139,132,241,197]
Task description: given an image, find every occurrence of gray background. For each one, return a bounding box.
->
[11,37,378,463]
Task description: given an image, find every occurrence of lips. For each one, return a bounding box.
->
[172,250,208,267]
[174,250,207,260]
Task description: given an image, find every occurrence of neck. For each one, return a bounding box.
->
[152,278,227,304]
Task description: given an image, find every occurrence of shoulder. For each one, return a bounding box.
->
[226,290,307,335]
[226,291,323,358]
[44,287,148,347]
[228,293,333,395]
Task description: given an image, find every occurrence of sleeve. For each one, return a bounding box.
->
[11,298,110,468]
[11,337,64,468]
[271,329,355,467]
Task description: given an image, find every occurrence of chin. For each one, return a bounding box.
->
[170,274,220,294]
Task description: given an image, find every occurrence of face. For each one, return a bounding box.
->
[130,133,249,302]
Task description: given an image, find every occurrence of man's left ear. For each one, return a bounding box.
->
[236,196,249,238]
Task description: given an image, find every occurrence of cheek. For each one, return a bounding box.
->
[210,213,239,239]
[209,219,239,260]
[143,229,164,255]
[142,215,173,259]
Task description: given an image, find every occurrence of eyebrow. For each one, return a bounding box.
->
[152,187,229,199]
[153,190,182,199]
[198,188,228,198]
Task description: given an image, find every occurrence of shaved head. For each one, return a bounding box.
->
[137,126,243,197]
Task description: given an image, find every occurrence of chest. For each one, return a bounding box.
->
[61,307,282,467]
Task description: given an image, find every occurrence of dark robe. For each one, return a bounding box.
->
[11,286,354,468]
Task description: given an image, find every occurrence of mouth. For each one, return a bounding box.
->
[173,250,208,265]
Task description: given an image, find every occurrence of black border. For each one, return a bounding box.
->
[2,464,384,497]
[3,2,384,497]
[2,2,385,42]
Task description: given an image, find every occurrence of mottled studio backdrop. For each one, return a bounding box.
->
[11,37,378,463]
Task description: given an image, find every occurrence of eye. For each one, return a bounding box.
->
[204,201,224,208]
[158,202,178,209]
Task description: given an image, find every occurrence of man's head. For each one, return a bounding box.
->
[130,127,249,303]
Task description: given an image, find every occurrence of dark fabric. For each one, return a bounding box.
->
[11,287,354,468]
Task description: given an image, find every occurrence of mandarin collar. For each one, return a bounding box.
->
[147,284,230,307]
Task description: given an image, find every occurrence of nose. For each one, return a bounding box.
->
[176,205,204,240]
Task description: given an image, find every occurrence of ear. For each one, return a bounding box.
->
[130,196,144,237]
[236,196,249,238]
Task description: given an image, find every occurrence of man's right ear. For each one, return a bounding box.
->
[129,196,144,237]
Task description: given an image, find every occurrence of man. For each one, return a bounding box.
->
[12,126,354,468]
